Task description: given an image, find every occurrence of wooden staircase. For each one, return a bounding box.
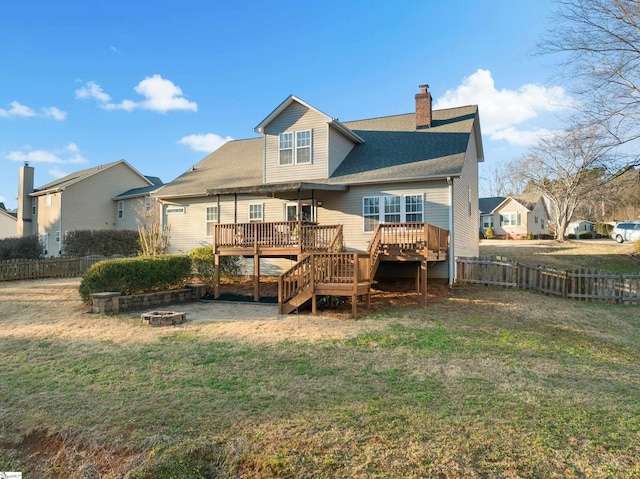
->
[278,222,449,317]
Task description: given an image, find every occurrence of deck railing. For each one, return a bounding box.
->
[212,221,343,253]
[374,222,449,255]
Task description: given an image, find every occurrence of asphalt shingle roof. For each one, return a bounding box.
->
[156,104,480,198]
[479,197,506,214]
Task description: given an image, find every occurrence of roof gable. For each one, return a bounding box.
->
[33,160,153,195]
[479,197,506,214]
[254,95,364,144]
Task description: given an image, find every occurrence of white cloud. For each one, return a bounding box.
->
[434,69,574,145]
[48,166,70,179]
[6,145,89,165]
[0,101,67,121]
[42,106,67,120]
[178,133,233,152]
[76,75,197,113]
[0,101,36,118]
[110,46,121,54]
[75,81,112,103]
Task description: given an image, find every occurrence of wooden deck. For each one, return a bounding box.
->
[211,221,449,317]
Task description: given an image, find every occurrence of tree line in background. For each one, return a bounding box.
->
[483,0,640,240]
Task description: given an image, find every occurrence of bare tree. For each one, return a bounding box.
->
[512,123,617,240]
[135,197,171,256]
[541,0,640,156]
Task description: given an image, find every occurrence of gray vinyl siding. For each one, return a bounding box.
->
[316,180,451,279]
[165,195,297,253]
[328,128,356,176]
[452,134,480,260]
[264,102,329,183]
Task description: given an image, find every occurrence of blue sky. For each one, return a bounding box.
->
[0,0,574,210]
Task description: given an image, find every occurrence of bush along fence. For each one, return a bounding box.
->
[456,256,640,304]
[0,255,115,281]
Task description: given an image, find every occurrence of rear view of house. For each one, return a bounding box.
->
[155,85,484,312]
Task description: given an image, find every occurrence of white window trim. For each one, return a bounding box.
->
[248,203,264,222]
[362,194,425,233]
[45,194,52,207]
[32,198,37,216]
[117,200,124,219]
[205,206,218,236]
[501,212,521,227]
[166,206,186,215]
[55,231,60,244]
[279,129,312,166]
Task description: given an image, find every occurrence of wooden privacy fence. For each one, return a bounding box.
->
[456,256,640,304]
[0,255,111,281]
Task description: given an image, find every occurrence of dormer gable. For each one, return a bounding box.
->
[254,95,363,184]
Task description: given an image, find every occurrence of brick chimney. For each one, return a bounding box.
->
[17,162,34,237]
[415,84,432,129]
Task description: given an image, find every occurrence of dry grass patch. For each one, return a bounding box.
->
[1,280,639,477]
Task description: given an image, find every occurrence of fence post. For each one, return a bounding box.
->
[562,271,569,299]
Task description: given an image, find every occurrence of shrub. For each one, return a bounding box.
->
[526,232,535,240]
[567,234,576,239]
[79,254,192,302]
[65,230,140,257]
[0,236,44,260]
[484,226,496,239]
[190,247,243,281]
[594,222,613,238]
[578,231,593,239]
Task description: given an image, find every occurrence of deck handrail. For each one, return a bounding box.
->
[212,221,344,253]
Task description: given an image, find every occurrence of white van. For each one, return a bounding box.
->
[612,221,640,243]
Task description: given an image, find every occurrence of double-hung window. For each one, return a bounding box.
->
[483,216,493,229]
[501,212,521,226]
[279,133,294,165]
[363,194,425,232]
[363,197,380,233]
[384,196,401,223]
[405,195,423,222]
[117,201,124,219]
[205,206,218,236]
[279,130,312,165]
[249,203,264,222]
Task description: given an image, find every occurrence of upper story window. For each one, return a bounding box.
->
[405,195,423,222]
[144,197,153,213]
[32,198,37,216]
[279,130,312,165]
[117,201,124,219]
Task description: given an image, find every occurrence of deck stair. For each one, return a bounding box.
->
[278,222,449,316]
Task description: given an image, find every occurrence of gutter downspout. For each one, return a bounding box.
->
[447,177,454,286]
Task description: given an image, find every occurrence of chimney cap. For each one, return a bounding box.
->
[419,84,430,92]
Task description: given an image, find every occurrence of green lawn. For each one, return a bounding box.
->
[1,285,639,478]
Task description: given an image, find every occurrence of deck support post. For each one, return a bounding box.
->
[253,254,260,302]
[421,259,428,306]
[311,254,317,313]
[352,252,359,318]
[415,264,421,292]
[214,253,220,299]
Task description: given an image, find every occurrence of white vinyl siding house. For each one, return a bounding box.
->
[156,89,483,283]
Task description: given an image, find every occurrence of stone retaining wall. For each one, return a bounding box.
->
[91,284,207,314]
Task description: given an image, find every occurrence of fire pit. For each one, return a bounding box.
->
[141,310,187,327]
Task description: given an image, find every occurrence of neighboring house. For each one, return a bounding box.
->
[156,84,484,291]
[16,160,162,255]
[0,202,17,239]
[565,220,595,237]
[479,194,549,239]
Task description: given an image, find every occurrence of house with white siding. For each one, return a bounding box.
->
[16,160,162,255]
[155,85,484,314]
[479,194,550,239]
